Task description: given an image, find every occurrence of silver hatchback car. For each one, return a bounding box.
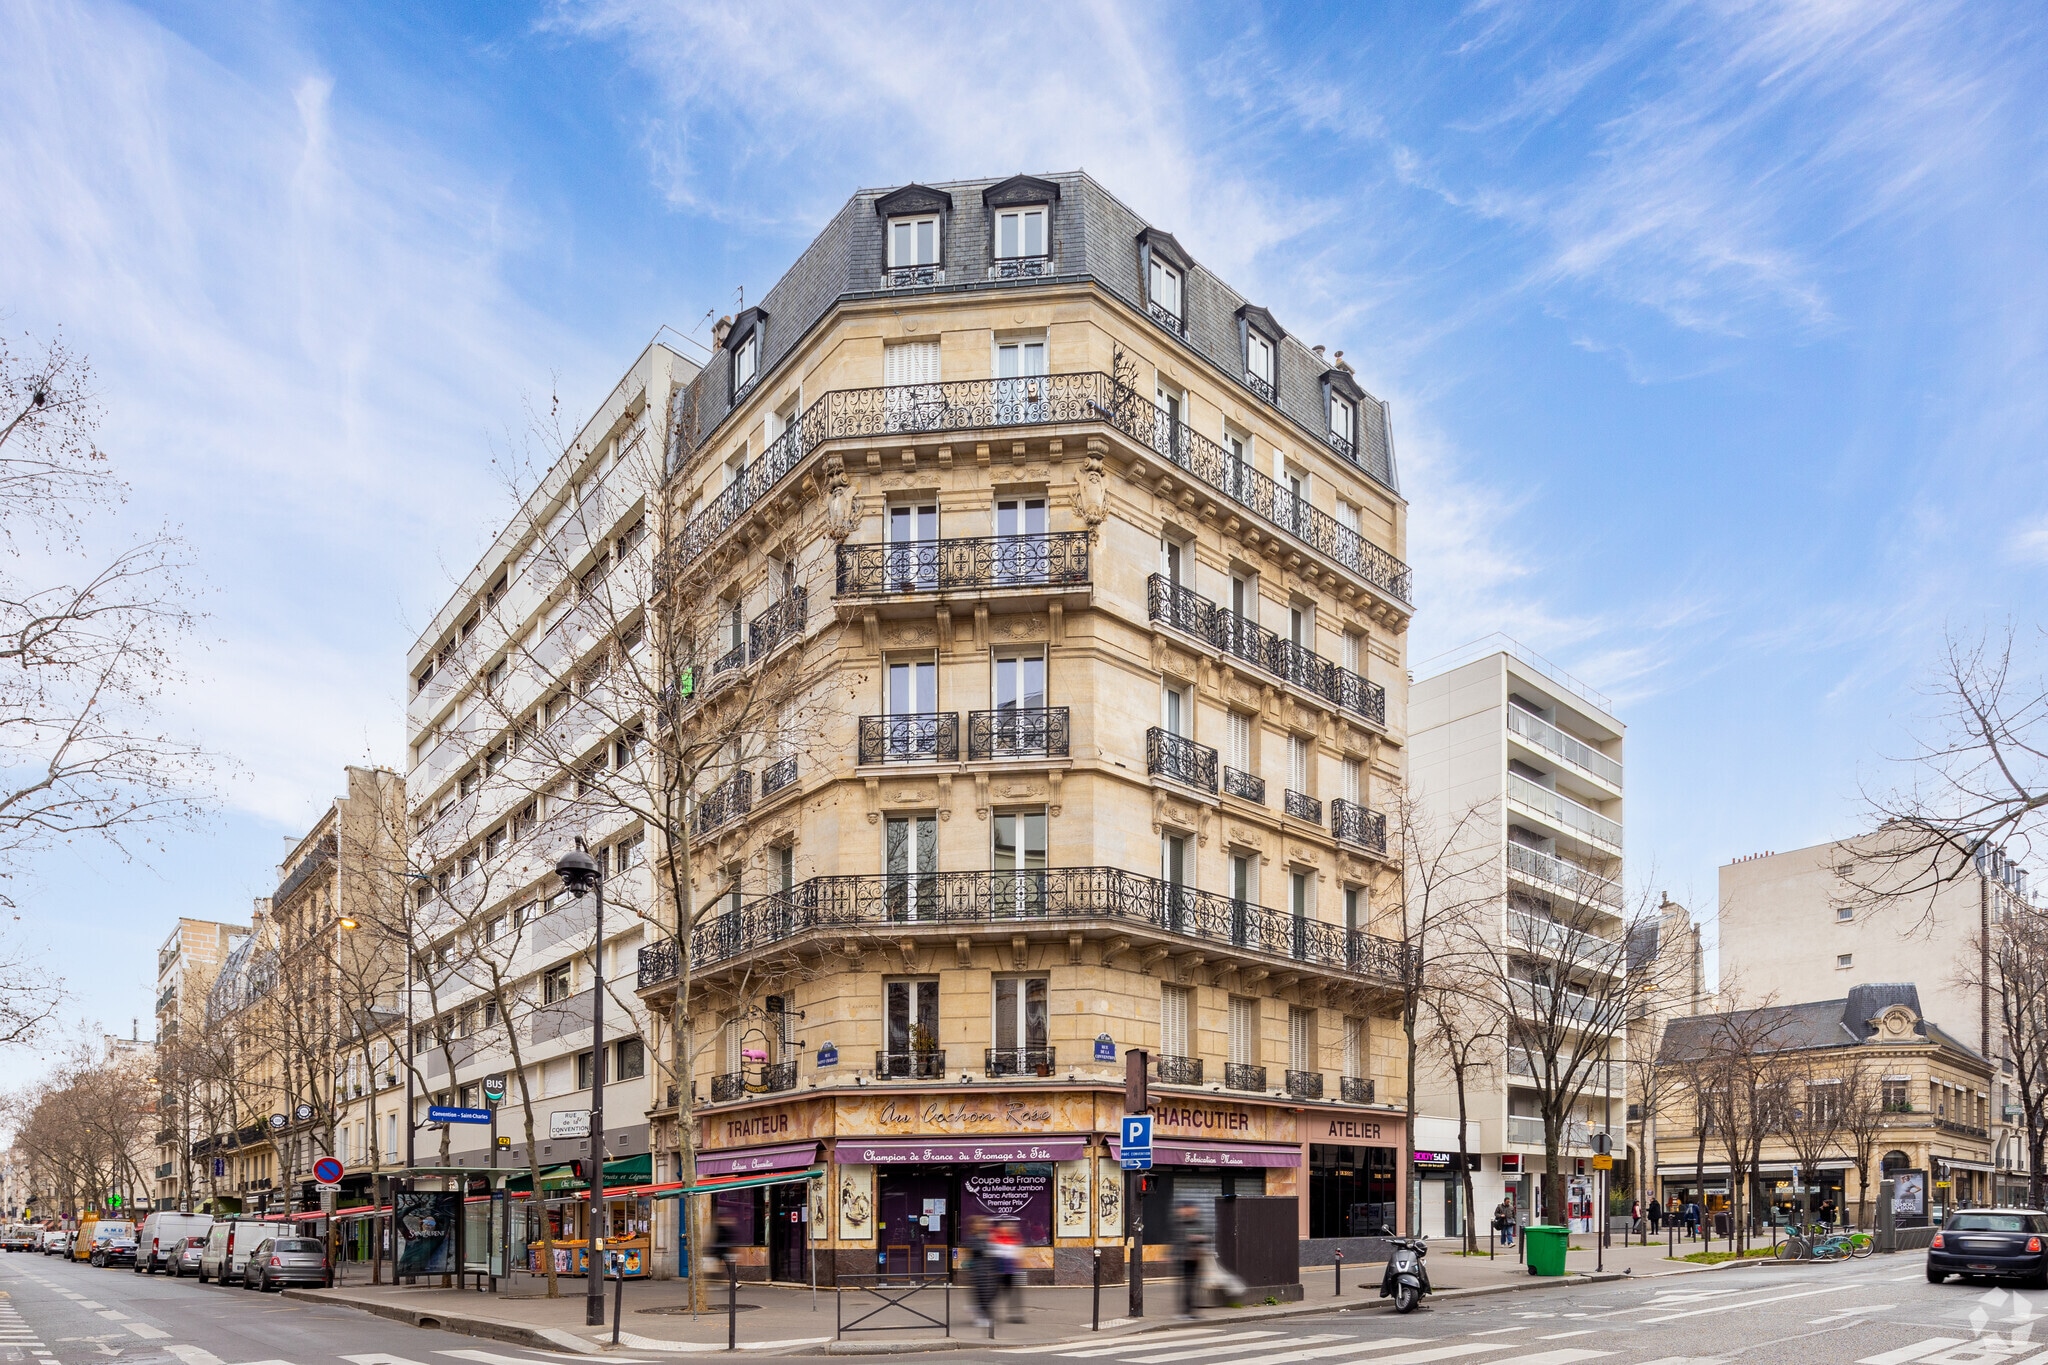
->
[240,1236,331,1291]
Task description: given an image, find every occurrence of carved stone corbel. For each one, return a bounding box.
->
[955,937,973,969]
[1068,933,1084,965]
[1011,935,1029,972]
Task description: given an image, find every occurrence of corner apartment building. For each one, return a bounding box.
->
[1410,642,1626,1234]
[152,916,247,1211]
[399,341,696,1266]
[1719,836,2037,1203]
[634,171,1417,1285]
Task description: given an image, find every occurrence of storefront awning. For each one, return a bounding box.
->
[834,1137,1091,1164]
[650,1168,823,1199]
[697,1141,819,1179]
[1112,1139,1301,1169]
[1937,1156,1997,1173]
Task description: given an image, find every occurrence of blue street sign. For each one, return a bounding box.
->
[1121,1114,1153,1170]
[817,1043,839,1068]
[1094,1034,1116,1062]
[428,1105,493,1125]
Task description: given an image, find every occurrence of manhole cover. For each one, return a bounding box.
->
[638,1302,761,1314]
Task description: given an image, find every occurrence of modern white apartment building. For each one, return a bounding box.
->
[1409,641,1626,1234]
[402,339,698,1271]
[1719,836,2038,1202]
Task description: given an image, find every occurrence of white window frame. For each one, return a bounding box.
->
[1149,256,1182,318]
[994,335,1048,378]
[994,206,1048,260]
[1329,394,1355,443]
[888,215,942,268]
[1247,330,1275,385]
[733,329,760,390]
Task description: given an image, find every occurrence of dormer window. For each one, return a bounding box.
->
[1321,365,1368,464]
[876,184,954,289]
[1149,256,1182,320]
[1236,304,1285,404]
[994,207,1046,260]
[724,305,769,406]
[1246,331,1274,393]
[1329,395,1355,450]
[888,216,941,270]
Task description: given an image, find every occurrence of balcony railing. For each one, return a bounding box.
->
[836,533,1091,597]
[1508,774,1622,849]
[1146,576,1387,726]
[1243,370,1276,403]
[710,1062,798,1102]
[1285,789,1323,824]
[748,588,808,662]
[875,1051,947,1080]
[986,1047,1056,1078]
[1224,1063,1268,1092]
[760,754,799,797]
[639,938,679,988]
[1223,767,1266,804]
[664,372,1407,604]
[1505,1116,1616,1149]
[693,770,753,837]
[992,254,1053,280]
[1331,799,1388,853]
[1507,843,1623,908]
[1285,1070,1324,1100]
[711,1071,746,1102]
[1148,301,1186,334]
[1507,1048,1624,1093]
[885,264,945,288]
[1937,1117,1991,1139]
[1325,430,1356,461]
[683,867,1417,982]
[858,713,960,765]
[1341,1076,1375,1105]
[968,708,1070,761]
[1153,1054,1204,1085]
[1508,706,1622,788]
[712,642,747,678]
[1148,727,1218,793]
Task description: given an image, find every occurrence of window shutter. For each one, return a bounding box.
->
[885,339,940,387]
[1290,1007,1315,1072]
[1344,1016,1363,1077]
[1229,996,1257,1067]
[1162,984,1190,1058]
[1227,713,1251,771]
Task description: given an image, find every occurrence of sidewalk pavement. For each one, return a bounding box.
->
[286,1237,1741,1357]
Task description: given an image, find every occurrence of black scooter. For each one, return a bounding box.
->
[1378,1236,1431,1313]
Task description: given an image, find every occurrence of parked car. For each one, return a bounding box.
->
[171,1235,206,1278]
[89,1225,138,1268]
[135,1212,213,1274]
[40,1229,72,1256]
[1929,1208,2048,1286]
[2,1224,37,1251]
[240,1236,330,1291]
[198,1219,292,1286]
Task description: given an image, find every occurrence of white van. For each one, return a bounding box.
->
[135,1212,212,1274]
[198,1219,290,1285]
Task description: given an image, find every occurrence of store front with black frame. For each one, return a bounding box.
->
[1306,1143,1396,1238]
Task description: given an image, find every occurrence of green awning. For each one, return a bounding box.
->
[503,1154,652,1194]
[604,1153,652,1184]
[651,1168,823,1200]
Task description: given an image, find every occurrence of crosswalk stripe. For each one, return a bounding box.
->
[1856,1343,1966,1365]
[1198,1338,1439,1365]
[1122,1337,1340,1364]
[343,1355,432,1365]
[1330,1347,1512,1365]
[1488,1352,1612,1365]
[1638,1284,1855,1323]
[168,1346,224,1365]
[1027,1331,1245,1356]
[1059,1334,1290,1359]
[123,1324,170,1341]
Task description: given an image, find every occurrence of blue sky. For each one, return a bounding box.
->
[3,1,2046,1083]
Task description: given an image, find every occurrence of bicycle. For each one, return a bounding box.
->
[1776,1227,1872,1261]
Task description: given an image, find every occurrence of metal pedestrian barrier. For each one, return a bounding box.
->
[834,1272,952,1339]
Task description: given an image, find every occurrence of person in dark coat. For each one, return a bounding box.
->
[1646,1199,1663,1234]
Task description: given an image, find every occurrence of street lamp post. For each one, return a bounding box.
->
[556,849,606,1328]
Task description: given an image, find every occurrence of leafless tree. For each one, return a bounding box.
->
[0,331,208,911]
[3,1037,156,1216]
[0,927,62,1046]
[1687,1000,1794,1253]
[1962,906,2048,1207]
[1836,1062,1889,1230]
[1776,1052,1849,1231]
[1423,982,1499,1252]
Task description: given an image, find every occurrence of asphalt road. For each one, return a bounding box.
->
[0,1252,625,1365]
[4,1247,2041,1364]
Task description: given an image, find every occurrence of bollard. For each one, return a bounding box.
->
[1093,1248,1102,1332]
[1333,1250,1342,1297]
[611,1262,623,1347]
[727,1258,738,1353]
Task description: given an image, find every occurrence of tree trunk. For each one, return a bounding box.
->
[1453,1066,1476,1253]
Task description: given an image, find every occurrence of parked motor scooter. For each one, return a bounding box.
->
[1378,1237,1431,1313]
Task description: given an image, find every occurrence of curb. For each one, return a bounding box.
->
[278,1288,605,1355]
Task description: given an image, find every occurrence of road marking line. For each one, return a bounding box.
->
[342,1355,431,1365]
[121,1325,167,1341]
[1018,1333,1238,1356]
[1059,1333,1289,1359]
[166,1347,223,1365]
[1534,1333,1595,1341]
[1213,1341,1446,1365]
[1638,1283,1857,1323]
[94,1313,128,1322]
[1487,1353,1612,1365]
[1471,1329,1530,1336]
[1338,1348,1514,1365]
[1122,1337,1340,1364]
[1856,1342,1966,1365]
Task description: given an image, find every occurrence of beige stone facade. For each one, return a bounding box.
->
[638,172,1416,1282]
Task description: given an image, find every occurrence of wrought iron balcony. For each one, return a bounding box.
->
[992,255,1052,280]
[1153,1054,1204,1086]
[1325,430,1356,461]
[1341,1076,1375,1105]
[665,371,1407,604]
[885,265,945,289]
[985,1047,1056,1078]
[693,770,753,837]
[711,642,747,677]
[1243,370,1276,403]
[875,1050,947,1080]
[836,533,1091,598]
[686,867,1416,984]
[1148,300,1186,334]
[1332,799,1388,854]
[1223,767,1266,804]
[760,1061,798,1094]
[1147,727,1218,793]
[1146,575,1387,727]
[760,755,798,797]
[638,938,679,988]
[858,713,960,765]
[1937,1117,1990,1139]
[1224,1063,1267,1092]
[968,707,1070,760]
[1285,1070,1324,1100]
[710,1071,746,1102]
[1285,789,1323,824]
[748,588,807,661]
[710,1062,797,1102]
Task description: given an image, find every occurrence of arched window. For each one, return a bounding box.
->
[1881,1149,1911,1173]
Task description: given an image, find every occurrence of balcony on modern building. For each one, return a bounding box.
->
[967,707,1070,761]
[875,1050,947,1080]
[1146,575,1387,727]
[1332,799,1389,854]
[1508,773,1621,855]
[1509,979,1602,1025]
[693,770,753,838]
[1507,1048,1624,1094]
[1153,1054,1204,1086]
[1225,1062,1268,1093]
[1508,704,1621,795]
[859,712,961,766]
[1284,789,1323,825]
[637,867,1416,1000]
[1505,1115,1618,1149]
[664,372,1412,612]
[1148,727,1218,794]
[1506,911,1626,971]
[1507,843,1623,912]
[835,533,1091,607]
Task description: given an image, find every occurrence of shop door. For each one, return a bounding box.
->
[877,1172,952,1278]
[769,1183,809,1282]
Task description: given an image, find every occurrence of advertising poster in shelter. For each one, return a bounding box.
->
[395,1191,459,1275]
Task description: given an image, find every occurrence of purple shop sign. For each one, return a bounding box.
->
[1110,1139,1301,1168]
[696,1140,820,1178]
[833,1137,1090,1164]
[962,1169,1052,1246]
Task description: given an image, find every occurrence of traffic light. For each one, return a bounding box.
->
[568,1159,589,1183]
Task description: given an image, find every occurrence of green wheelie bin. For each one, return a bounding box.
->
[1524,1224,1569,1276]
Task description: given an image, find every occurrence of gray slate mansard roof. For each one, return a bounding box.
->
[676,171,1399,495]
[1656,982,1986,1065]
